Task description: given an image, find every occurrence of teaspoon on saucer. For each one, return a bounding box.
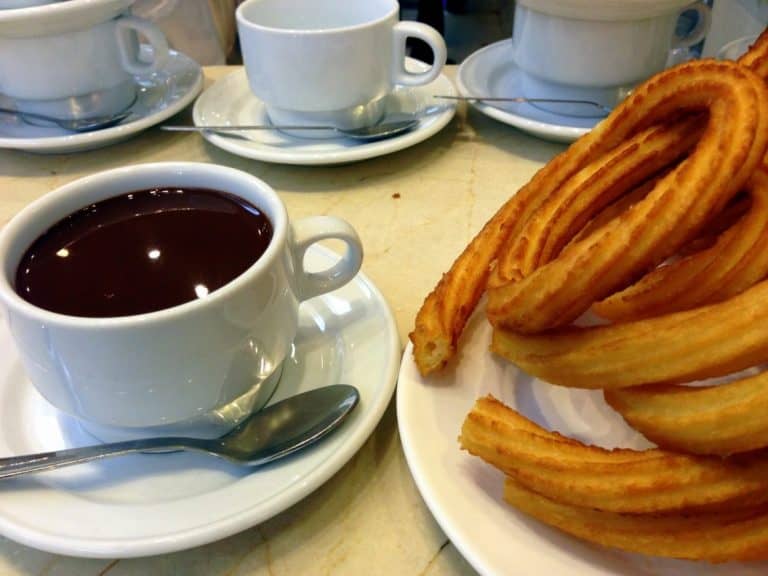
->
[160,118,420,141]
[0,107,133,133]
[0,384,359,479]
[433,95,613,115]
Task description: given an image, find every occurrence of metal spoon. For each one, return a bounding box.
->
[433,95,613,114]
[0,384,359,480]
[161,118,420,141]
[0,107,133,133]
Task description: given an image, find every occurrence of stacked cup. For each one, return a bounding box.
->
[0,0,170,121]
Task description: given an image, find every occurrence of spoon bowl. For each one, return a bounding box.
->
[0,384,359,479]
[0,106,133,132]
[210,384,358,464]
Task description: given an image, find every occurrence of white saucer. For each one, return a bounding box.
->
[457,39,601,144]
[0,49,203,154]
[398,310,768,575]
[192,61,457,165]
[0,245,400,559]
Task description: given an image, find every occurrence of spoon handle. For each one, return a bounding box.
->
[0,107,132,132]
[161,125,337,132]
[0,437,208,479]
[433,95,612,112]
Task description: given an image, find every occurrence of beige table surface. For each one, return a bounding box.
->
[0,66,565,576]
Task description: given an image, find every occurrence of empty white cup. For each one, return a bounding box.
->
[236,0,447,131]
[512,0,711,116]
[0,0,170,120]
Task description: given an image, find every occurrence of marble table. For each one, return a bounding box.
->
[0,66,564,576]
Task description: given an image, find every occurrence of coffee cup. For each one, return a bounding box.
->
[235,0,447,131]
[0,162,363,441]
[0,0,170,120]
[512,0,711,117]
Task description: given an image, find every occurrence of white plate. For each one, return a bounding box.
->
[0,245,400,559]
[397,310,768,576]
[192,62,456,165]
[0,49,203,154]
[456,39,598,144]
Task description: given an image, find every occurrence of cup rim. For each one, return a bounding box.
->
[516,0,701,21]
[0,162,289,328]
[236,0,398,36]
[0,0,131,22]
[0,0,135,37]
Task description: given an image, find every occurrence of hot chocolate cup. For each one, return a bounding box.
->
[0,163,363,441]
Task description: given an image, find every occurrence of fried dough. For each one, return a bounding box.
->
[486,62,768,333]
[595,169,768,321]
[461,397,768,513]
[503,478,768,562]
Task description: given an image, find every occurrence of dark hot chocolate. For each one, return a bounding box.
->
[15,187,273,318]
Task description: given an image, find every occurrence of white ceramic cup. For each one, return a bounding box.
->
[0,162,363,441]
[236,0,447,131]
[0,0,170,120]
[512,0,711,116]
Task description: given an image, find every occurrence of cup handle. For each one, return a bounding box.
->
[672,2,711,49]
[115,15,171,75]
[289,216,363,301]
[391,21,447,87]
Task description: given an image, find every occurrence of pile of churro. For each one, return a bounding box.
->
[410,29,768,562]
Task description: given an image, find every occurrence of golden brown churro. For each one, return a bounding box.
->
[485,62,768,333]
[411,56,768,372]
[595,170,768,321]
[461,397,768,513]
[462,397,768,561]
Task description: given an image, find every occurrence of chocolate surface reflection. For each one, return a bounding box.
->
[16,188,273,317]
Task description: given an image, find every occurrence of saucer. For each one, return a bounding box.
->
[0,244,400,558]
[457,39,597,143]
[192,60,457,165]
[0,49,203,154]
